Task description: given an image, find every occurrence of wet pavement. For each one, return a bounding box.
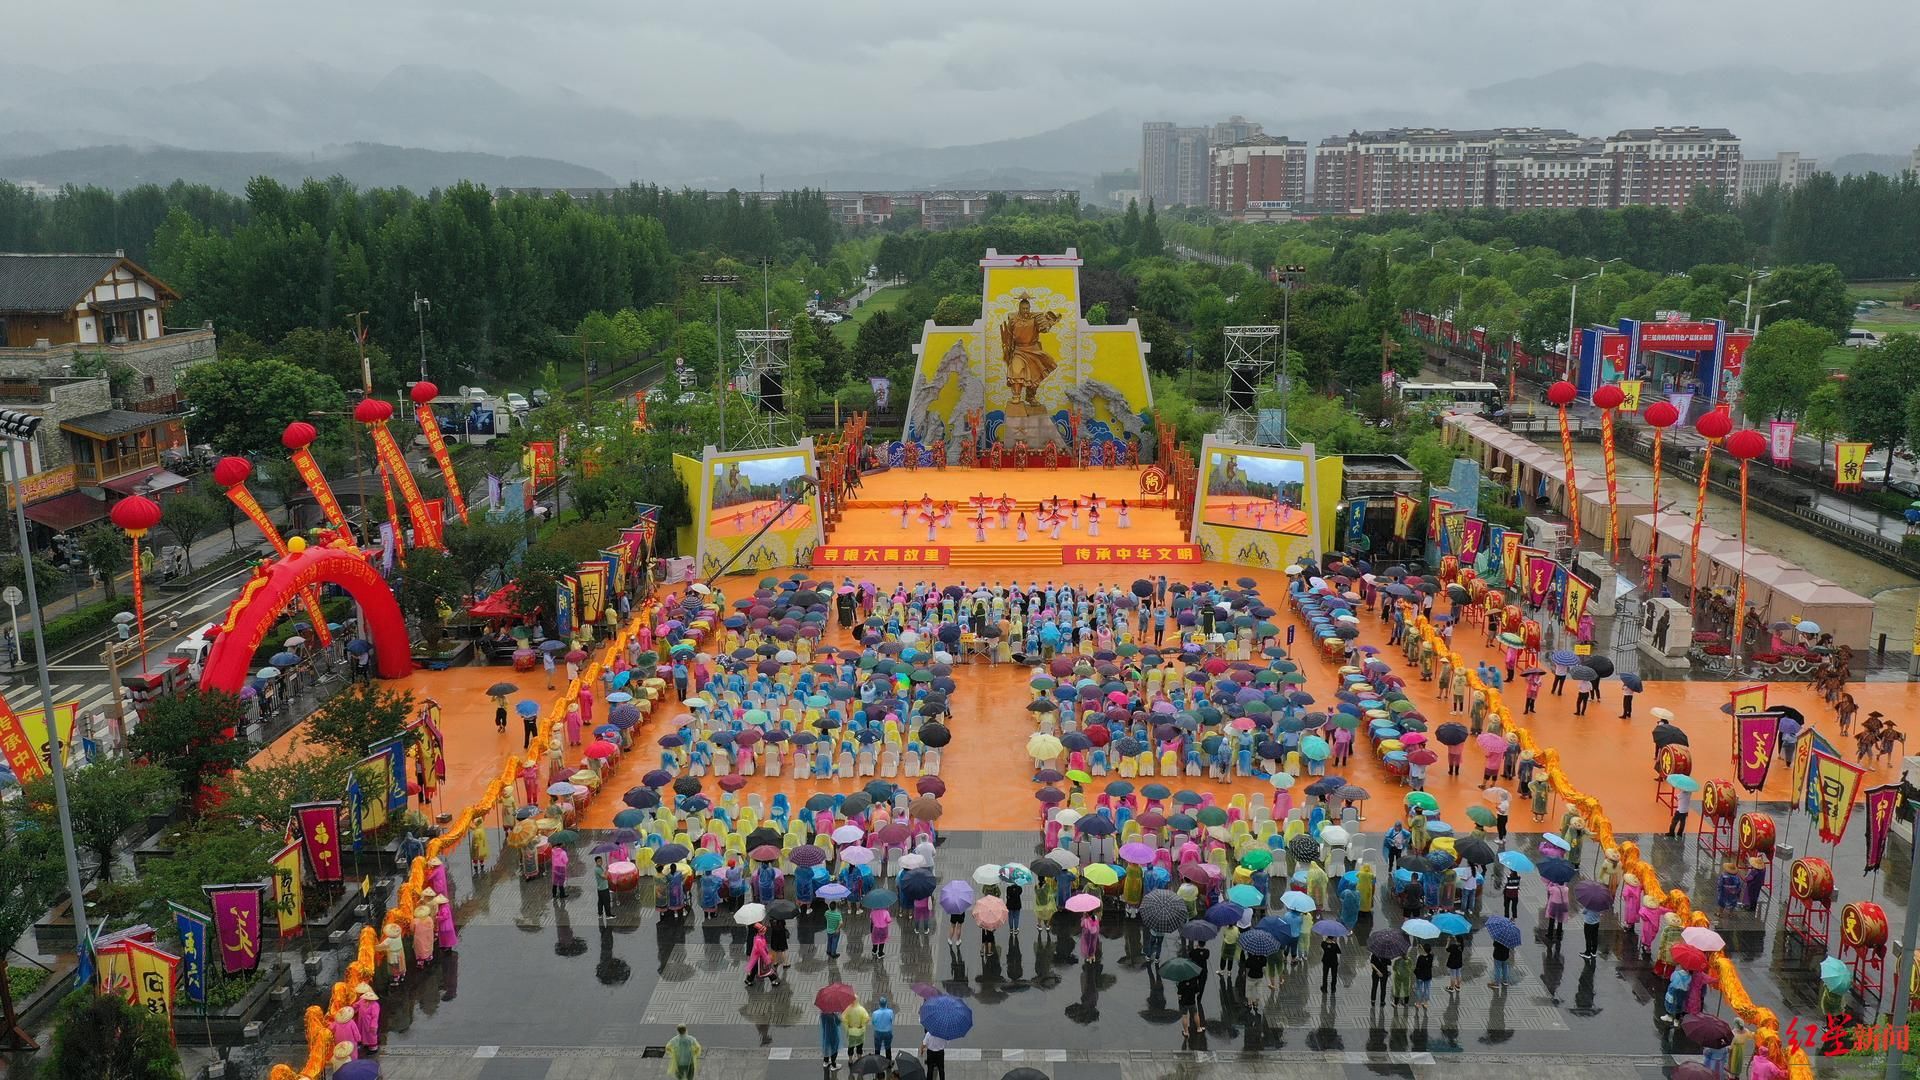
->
[252,827,1909,1078]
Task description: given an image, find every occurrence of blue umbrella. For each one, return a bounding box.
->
[540,639,570,653]
[515,700,541,718]
[1239,929,1280,956]
[1537,858,1576,885]
[269,651,301,668]
[1432,912,1473,936]
[920,995,973,1040]
[1498,851,1534,874]
[1312,919,1350,938]
[1180,920,1217,941]
[863,888,898,910]
[1485,916,1522,948]
[344,639,373,655]
[1203,902,1243,927]
[1280,891,1316,913]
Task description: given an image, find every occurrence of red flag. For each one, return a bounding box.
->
[1863,784,1902,872]
[1733,712,1780,793]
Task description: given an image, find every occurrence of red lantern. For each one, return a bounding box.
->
[1725,429,1767,461]
[1695,410,1732,442]
[353,397,395,423]
[1592,385,1624,410]
[1643,401,1679,428]
[1546,381,1578,406]
[110,493,163,676]
[109,494,162,538]
[282,421,318,450]
[212,455,253,489]
[410,381,440,404]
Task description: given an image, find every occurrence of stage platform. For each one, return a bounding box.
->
[826,466,1188,568]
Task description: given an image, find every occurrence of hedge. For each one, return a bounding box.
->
[22,596,134,657]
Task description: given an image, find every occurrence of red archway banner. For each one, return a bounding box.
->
[199,544,413,695]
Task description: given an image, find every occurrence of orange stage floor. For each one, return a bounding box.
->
[1200,496,1309,535]
[830,466,1188,567]
[252,566,1907,842]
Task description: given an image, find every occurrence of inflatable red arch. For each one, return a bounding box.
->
[199,542,414,694]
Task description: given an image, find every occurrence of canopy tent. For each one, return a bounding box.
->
[467,584,523,620]
[1627,513,1742,566]
[1445,415,1605,520]
[1765,578,1875,649]
[1576,484,1654,544]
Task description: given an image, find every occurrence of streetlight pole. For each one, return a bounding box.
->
[411,293,431,383]
[0,410,91,953]
[1584,256,1622,279]
[1556,271,1598,383]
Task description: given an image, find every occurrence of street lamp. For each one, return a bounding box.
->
[0,408,91,950]
[1584,256,1623,279]
[1555,271,1598,383]
[411,293,431,383]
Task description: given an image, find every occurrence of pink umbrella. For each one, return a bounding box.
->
[1476,732,1508,752]
[1064,893,1102,913]
[1118,842,1156,865]
[1399,732,1428,747]
[972,895,1008,929]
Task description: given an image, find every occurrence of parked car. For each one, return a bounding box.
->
[529,389,552,407]
[505,392,530,413]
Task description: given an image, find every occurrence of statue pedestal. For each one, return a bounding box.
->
[999,410,1063,448]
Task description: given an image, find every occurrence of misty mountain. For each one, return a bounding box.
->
[1462,62,1920,157]
[0,143,615,193]
[779,111,1139,190]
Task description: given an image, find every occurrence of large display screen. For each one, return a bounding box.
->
[1200,449,1309,535]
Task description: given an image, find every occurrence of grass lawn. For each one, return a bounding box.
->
[1846,281,1915,302]
[832,284,908,346]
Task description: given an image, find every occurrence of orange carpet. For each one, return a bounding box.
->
[251,568,1906,840]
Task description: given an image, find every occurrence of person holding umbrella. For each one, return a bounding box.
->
[1666,780,1693,837]
[818,1000,844,1070]
[1487,917,1520,989]
[1319,927,1344,993]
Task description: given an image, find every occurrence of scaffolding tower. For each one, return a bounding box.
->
[1220,325,1285,444]
[729,328,794,450]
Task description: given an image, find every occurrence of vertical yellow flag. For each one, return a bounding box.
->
[1618,380,1644,412]
[125,940,179,1022]
[272,842,305,937]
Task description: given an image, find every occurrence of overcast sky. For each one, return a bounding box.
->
[12,0,1920,150]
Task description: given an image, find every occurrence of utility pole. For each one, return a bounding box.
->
[351,311,372,395]
[411,293,431,383]
[1557,271,1597,383]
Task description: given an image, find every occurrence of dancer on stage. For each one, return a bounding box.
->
[1117,500,1131,528]
[1069,499,1081,530]
[1088,504,1101,537]
[973,511,988,543]
[1015,512,1030,542]
[899,501,911,529]
[997,496,1012,529]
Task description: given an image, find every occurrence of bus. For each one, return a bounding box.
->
[1395,380,1503,415]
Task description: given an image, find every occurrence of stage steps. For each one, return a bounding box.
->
[946,543,1061,568]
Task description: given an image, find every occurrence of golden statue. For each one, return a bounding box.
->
[999,296,1062,407]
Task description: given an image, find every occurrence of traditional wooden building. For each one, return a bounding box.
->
[0,252,179,348]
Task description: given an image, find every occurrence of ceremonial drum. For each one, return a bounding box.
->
[607,860,640,893]
[1655,744,1692,778]
[1840,901,1889,952]
[1788,857,1835,903]
[1736,812,1776,856]
[1700,779,1738,822]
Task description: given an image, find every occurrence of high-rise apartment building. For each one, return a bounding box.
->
[1736,152,1820,200]
[1604,127,1742,209]
[1311,126,1740,213]
[1142,117,1263,207]
[1209,135,1309,216]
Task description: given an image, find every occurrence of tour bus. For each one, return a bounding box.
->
[1395,380,1504,415]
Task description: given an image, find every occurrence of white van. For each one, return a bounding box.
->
[1845,329,1881,348]
[169,623,222,680]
